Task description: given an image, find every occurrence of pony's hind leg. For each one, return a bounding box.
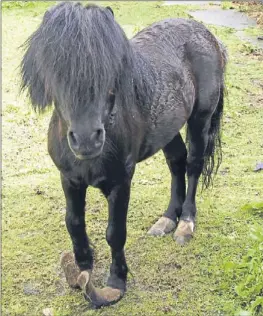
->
[148,133,187,236]
[173,114,211,245]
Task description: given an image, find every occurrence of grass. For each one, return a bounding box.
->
[224,211,263,315]
[2,1,263,315]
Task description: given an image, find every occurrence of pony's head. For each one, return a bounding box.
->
[21,2,136,159]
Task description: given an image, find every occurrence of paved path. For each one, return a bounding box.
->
[163,1,221,5]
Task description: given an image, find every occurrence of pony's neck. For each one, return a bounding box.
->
[132,49,156,110]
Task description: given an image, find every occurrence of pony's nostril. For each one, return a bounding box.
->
[69,131,79,147]
[90,128,104,147]
[96,128,103,140]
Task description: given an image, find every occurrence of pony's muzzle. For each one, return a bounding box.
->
[90,128,104,148]
[67,127,105,159]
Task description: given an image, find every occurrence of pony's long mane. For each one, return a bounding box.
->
[21,2,148,114]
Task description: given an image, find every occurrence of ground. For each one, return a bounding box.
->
[2,1,263,316]
[231,1,263,26]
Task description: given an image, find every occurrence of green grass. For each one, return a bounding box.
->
[2,1,263,316]
[224,211,263,315]
[221,1,235,10]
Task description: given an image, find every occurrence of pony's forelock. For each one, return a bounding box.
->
[21,2,141,115]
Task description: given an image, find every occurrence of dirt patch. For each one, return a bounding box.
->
[23,283,41,295]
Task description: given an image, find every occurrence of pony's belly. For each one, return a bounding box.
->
[137,107,190,162]
[138,126,181,162]
[138,143,158,162]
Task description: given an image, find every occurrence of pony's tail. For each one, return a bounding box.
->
[201,87,225,188]
[201,42,227,188]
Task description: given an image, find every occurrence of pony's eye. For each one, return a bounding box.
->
[108,90,115,114]
[108,90,115,104]
[109,89,115,96]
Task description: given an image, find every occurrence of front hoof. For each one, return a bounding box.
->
[60,251,81,288]
[107,274,126,292]
[77,271,124,308]
[173,220,194,245]
[147,216,177,236]
[86,287,124,308]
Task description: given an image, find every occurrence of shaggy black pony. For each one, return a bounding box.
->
[21,2,227,308]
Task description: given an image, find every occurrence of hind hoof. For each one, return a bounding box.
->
[78,271,124,308]
[173,220,194,245]
[174,234,193,245]
[148,216,177,236]
[60,251,81,288]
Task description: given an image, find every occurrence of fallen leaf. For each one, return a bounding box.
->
[43,308,53,316]
[254,162,263,172]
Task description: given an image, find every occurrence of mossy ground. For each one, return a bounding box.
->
[2,2,263,315]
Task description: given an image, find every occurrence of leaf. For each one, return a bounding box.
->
[254,162,263,172]
[235,283,247,297]
[42,308,53,316]
[235,310,251,316]
[250,296,263,313]
[224,261,236,271]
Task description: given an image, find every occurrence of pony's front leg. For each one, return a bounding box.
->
[60,174,93,286]
[61,174,130,308]
[76,180,131,308]
[105,182,131,292]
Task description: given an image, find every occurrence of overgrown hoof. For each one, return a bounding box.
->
[60,251,81,288]
[173,220,194,245]
[148,216,177,236]
[174,234,193,245]
[78,271,124,308]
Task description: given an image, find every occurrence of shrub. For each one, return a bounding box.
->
[225,222,263,315]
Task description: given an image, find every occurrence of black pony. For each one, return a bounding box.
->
[21,2,227,308]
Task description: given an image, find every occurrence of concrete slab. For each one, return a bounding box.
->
[163,1,221,6]
[189,8,256,30]
[189,8,262,48]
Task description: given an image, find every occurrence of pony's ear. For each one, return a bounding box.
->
[106,6,114,17]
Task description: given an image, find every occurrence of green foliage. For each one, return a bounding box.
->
[239,42,259,55]
[2,1,38,9]
[244,27,263,37]
[221,1,235,10]
[225,224,263,315]
[242,202,263,217]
